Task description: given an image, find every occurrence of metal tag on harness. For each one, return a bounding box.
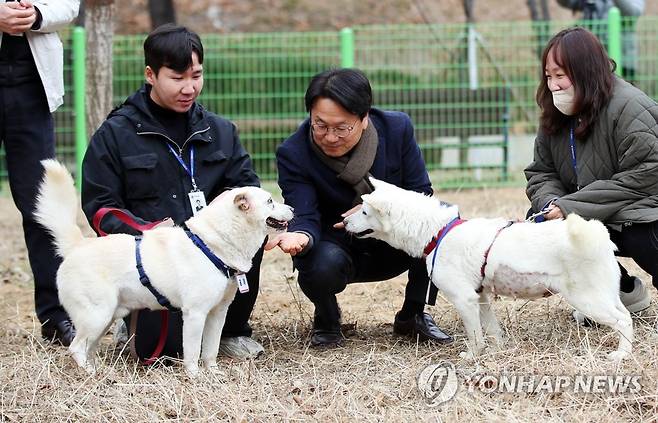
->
[235,273,249,293]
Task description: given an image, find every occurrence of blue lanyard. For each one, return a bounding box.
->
[569,126,580,190]
[166,144,198,191]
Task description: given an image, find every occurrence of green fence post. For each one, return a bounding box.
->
[608,6,622,76]
[72,26,86,190]
[340,27,354,68]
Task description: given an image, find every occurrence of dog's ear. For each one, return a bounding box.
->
[365,196,390,217]
[233,192,250,211]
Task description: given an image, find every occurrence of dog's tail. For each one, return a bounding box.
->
[566,213,616,258]
[34,159,85,257]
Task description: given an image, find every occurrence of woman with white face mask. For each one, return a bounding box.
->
[525,27,658,323]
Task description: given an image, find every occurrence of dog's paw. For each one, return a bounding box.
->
[607,350,629,362]
[204,365,226,378]
[185,365,200,378]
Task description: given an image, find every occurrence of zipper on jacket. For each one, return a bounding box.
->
[137,126,211,154]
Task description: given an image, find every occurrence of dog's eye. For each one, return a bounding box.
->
[362,210,367,216]
[267,198,273,204]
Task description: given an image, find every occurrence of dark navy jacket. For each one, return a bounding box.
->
[276,108,432,245]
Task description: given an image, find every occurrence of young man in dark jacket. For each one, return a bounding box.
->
[266,68,453,347]
[82,24,263,360]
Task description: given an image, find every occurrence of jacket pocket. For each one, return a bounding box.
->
[121,153,159,200]
[202,150,228,164]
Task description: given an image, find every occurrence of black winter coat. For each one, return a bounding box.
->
[82,85,259,234]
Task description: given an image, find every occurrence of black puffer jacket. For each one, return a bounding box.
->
[82,85,259,235]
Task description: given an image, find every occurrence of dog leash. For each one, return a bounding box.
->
[92,207,164,236]
[92,207,170,366]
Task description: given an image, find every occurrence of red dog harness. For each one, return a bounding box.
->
[425,218,515,286]
[479,221,515,279]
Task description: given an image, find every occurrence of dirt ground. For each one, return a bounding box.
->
[1,185,657,421]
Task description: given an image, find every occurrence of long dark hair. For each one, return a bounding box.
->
[537,27,615,138]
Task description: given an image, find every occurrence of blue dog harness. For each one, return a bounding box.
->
[134,229,238,311]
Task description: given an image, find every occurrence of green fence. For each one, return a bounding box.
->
[2,12,658,188]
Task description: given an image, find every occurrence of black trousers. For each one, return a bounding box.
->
[293,233,438,308]
[0,79,67,325]
[609,222,658,291]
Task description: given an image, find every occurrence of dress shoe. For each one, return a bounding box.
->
[41,318,76,347]
[310,295,344,348]
[310,327,344,347]
[393,311,453,344]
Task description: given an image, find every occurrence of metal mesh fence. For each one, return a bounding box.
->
[1,16,657,187]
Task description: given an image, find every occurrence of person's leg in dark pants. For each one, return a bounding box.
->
[350,240,451,343]
[610,222,658,311]
[294,240,352,346]
[0,81,73,345]
[295,237,451,346]
[218,245,264,358]
[222,245,263,337]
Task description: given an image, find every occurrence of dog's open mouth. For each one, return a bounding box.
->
[266,217,289,230]
[354,229,374,238]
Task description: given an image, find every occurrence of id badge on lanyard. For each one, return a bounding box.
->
[167,144,207,215]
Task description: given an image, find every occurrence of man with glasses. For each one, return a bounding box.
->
[266,68,453,348]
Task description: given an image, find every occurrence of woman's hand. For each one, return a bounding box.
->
[264,232,310,256]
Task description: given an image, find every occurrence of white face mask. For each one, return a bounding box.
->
[552,86,576,115]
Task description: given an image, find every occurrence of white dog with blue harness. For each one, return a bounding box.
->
[34,160,293,376]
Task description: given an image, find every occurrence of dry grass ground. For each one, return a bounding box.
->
[1,185,657,422]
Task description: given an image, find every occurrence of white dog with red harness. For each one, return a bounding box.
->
[343,178,632,361]
[34,160,293,376]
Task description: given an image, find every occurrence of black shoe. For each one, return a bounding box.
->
[41,318,76,347]
[393,312,453,344]
[310,296,344,348]
[310,328,344,347]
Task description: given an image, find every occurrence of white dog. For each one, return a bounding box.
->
[34,160,293,375]
[343,178,632,361]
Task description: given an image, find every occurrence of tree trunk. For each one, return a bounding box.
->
[463,0,475,23]
[540,0,550,20]
[527,0,539,21]
[85,0,114,137]
[527,0,551,58]
[148,0,176,29]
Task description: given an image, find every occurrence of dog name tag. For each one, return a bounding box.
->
[188,190,207,216]
[235,273,249,293]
